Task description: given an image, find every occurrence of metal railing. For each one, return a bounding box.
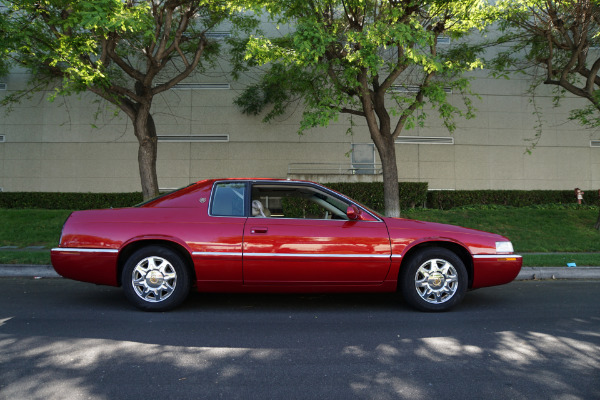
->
[288,163,383,175]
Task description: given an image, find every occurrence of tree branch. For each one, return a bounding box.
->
[392,71,433,138]
[340,107,366,117]
[152,36,207,95]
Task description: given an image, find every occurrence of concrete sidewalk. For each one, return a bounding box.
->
[1,264,600,280]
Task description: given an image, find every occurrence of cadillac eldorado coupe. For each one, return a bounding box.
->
[51,179,522,312]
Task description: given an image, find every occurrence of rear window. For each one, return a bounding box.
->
[210,182,246,217]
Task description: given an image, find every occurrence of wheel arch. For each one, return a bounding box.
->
[117,239,196,286]
[400,241,474,288]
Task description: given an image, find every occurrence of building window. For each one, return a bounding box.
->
[172,83,230,90]
[390,85,452,94]
[205,31,231,40]
[157,135,229,143]
[352,143,376,174]
[395,136,454,145]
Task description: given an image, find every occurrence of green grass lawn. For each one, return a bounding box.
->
[0,251,51,265]
[0,209,71,248]
[402,207,600,253]
[521,253,600,267]
[1,207,599,266]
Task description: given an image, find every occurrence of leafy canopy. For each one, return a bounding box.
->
[489,0,600,129]
[1,0,155,97]
[1,0,260,101]
[236,0,490,134]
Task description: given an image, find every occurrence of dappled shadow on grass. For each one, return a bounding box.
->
[1,279,599,399]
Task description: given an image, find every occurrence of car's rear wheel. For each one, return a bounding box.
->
[121,246,191,311]
[400,247,468,312]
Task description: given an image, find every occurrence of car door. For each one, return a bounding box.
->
[242,183,391,285]
[195,181,248,284]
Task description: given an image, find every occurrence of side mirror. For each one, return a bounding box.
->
[346,205,362,220]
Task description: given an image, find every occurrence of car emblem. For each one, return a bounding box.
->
[147,270,163,286]
[199,197,206,203]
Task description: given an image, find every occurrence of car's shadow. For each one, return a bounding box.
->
[183,291,406,312]
[32,277,512,314]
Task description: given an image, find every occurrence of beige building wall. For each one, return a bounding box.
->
[0,65,599,193]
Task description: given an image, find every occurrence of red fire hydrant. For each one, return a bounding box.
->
[575,188,584,204]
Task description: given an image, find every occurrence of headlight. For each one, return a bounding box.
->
[496,241,514,253]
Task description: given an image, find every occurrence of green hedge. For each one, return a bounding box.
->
[0,192,143,210]
[326,182,428,211]
[427,189,599,210]
[0,185,597,211]
[0,182,428,211]
[281,197,324,219]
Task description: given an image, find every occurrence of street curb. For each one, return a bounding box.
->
[515,266,600,281]
[0,265,60,278]
[1,264,600,280]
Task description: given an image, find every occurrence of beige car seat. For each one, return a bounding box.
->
[251,200,271,217]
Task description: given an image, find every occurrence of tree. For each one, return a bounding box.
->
[1,0,258,200]
[490,0,600,229]
[0,6,13,80]
[234,0,488,217]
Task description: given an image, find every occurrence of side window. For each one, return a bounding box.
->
[211,182,246,217]
[251,185,349,220]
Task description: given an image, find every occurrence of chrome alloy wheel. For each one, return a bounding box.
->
[414,258,459,304]
[131,256,177,303]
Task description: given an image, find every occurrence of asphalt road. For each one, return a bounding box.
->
[0,278,599,400]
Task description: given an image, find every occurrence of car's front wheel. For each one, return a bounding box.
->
[400,247,468,312]
[121,246,191,311]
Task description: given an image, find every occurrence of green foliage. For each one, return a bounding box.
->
[487,0,600,130]
[522,253,600,267]
[0,184,430,212]
[1,0,153,98]
[427,190,599,210]
[1,0,260,100]
[4,187,596,212]
[1,0,261,199]
[281,197,324,219]
[0,209,72,248]
[0,251,52,265]
[0,10,12,78]
[234,0,491,216]
[237,0,489,133]
[326,182,428,211]
[0,192,143,210]
[403,207,600,252]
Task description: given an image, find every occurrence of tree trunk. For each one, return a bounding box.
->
[359,78,401,218]
[375,135,401,218]
[133,108,160,200]
[595,209,600,230]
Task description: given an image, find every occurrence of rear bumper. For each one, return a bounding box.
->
[51,248,119,286]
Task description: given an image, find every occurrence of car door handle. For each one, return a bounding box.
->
[251,227,268,234]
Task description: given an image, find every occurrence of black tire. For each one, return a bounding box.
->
[400,247,468,312]
[121,246,191,311]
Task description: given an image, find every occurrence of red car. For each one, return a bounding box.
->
[51,179,522,312]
